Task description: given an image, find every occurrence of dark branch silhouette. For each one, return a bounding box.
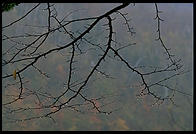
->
[2,3,191,124]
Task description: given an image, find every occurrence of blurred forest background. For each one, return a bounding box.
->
[2,3,193,131]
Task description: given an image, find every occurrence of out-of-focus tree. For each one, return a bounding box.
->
[2,3,192,127]
[1,2,20,12]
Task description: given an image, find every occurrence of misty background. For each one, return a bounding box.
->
[2,3,193,131]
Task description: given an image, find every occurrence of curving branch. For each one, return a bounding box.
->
[2,3,41,29]
[2,3,191,124]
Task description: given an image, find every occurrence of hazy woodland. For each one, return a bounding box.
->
[2,3,193,131]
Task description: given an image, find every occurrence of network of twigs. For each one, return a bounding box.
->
[2,3,191,123]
